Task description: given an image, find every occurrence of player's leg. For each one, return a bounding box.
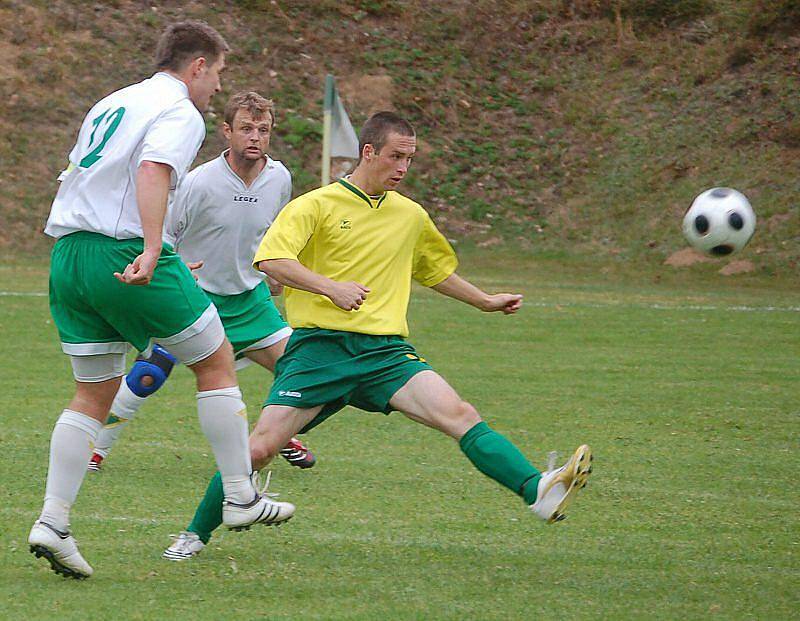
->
[221,283,316,469]
[95,246,294,531]
[30,354,126,578]
[164,403,320,560]
[241,338,284,371]
[165,328,359,560]
[243,340,316,469]
[89,345,177,471]
[30,233,135,578]
[160,317,294,531]
[389,370,592,522]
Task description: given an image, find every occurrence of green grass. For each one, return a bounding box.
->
[0,253,798,620]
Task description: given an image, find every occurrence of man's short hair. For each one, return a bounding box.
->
[223,91,276,128]
[155,20,229,72]
[358,111,415,159]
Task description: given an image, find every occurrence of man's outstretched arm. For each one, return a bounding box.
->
[257,258,370,311]
[431,273,523,314]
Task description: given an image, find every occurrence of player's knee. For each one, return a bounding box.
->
[250,439,279,470]
[126,345,177,397]
[456,400,482,427]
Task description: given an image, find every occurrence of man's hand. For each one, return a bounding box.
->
[186,260,204,282]
[259,258,368,310]
[325,281,370,311]
[481,293,523,314]
[114,248,161,286]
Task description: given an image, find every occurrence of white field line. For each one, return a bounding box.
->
[6,507,178,525]
[4,290,799,312]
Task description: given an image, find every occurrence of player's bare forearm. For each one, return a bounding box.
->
[258,259,333,295]
[432,273,523,314]
[257,258,370,311]
[114,161,172,285]
[135,161,172,256]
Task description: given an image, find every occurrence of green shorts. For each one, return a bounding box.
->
[50,231,211,354]
[266,328,432,433]
[205,282,291,357]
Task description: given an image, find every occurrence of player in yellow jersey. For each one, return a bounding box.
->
[165,112,592,556]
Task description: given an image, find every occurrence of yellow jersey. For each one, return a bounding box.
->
[253,178,457,336]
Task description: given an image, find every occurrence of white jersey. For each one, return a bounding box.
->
[44,72,205,240]
[166,151,292,295]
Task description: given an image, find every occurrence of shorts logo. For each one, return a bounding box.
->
[278,390,302,398]
[405,353,426,362]
[340,219,351,230]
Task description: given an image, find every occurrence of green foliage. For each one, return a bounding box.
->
[620,0,713,24]
[559,0,713,24]
[747,0,800,36]
[726,42,757,69]
[2,0,799,270]
[281,115,322,147]
[354,0,403,16]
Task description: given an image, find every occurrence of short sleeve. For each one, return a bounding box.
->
[253,196,318,267]
[280,169,293,209]
[412,211,458,287]
[138,102,205,186]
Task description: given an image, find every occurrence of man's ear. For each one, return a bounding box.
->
[363,144,375,161]
[191,56,207,77]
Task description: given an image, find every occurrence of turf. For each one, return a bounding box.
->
[0,253,798,620]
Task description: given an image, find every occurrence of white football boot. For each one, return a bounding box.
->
[223,471,295,531]
[162,531,205,561]
[28,520,93,579]
[530,444,593,523]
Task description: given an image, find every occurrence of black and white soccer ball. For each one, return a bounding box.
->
[682,187,756,256]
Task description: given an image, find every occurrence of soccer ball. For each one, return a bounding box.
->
[682,187,756,256]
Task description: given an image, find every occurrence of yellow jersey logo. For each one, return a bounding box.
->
[340,219,352,230]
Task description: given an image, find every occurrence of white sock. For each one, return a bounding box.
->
[40,409,103,531]
[94,379,146,456]
[196,387,253,504]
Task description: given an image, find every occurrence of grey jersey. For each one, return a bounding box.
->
[166,151,292,295]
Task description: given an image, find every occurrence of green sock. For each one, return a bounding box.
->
[459,421,541,505]
[187,471,224,544]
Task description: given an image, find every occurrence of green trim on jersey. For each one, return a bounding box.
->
[49,231,211,352]
[337,178,387,209]
[266,328,431,434]
[205,281,289,355]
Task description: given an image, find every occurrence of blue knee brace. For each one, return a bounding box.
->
[125,344,178,397]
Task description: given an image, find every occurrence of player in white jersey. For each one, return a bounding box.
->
[88,93,316,486]
[30,23,293,580]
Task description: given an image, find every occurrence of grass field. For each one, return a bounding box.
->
[0,252,798,620]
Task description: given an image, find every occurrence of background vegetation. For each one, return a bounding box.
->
[0,0,797,276]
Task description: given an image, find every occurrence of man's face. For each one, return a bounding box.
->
[223,109,272,161]
[187,54,225,112]
[365,131,416,192]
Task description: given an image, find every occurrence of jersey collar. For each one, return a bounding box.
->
[153,71,190,98]
[220,149,274,189]
[338,178,387,210]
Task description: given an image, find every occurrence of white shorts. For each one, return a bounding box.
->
[69,307,226,382]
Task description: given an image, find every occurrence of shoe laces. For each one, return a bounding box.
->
[251,470,280,500]
[168,531,199,551]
